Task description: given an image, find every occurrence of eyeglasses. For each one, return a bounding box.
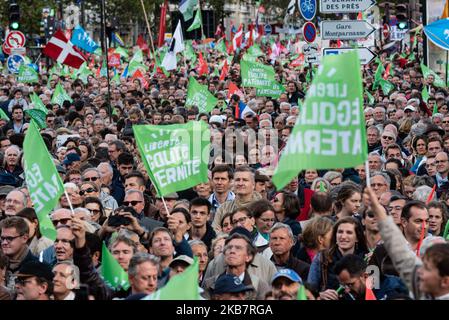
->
[435,160,449,164]
[382,136,395,140]
[84,176,99,182]
[80,188,96,196]
[232,216,249,226]
[0,234,22,243]
[123,200,143,206]
[88,209,101,215]
[52,218,71,226]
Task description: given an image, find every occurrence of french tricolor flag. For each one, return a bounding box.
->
[235,101,256,119]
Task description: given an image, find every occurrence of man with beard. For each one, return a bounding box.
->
[362,208,382,251]
[335,254,408,300]
[270,268,303,300]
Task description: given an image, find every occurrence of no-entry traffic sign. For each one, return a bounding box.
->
[6,31,26,48]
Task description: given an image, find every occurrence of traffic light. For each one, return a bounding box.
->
[9,2,20,30]
[395,4,408,30]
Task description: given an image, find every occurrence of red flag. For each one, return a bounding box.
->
[219,60,228,81]
[233,24,243,51]
[416,221,427,257]
[228,82,244,100]
[43,30,86,69]
[132,69,149,89]
[158,0,168,47]
[290,54,304,67]
[383,63,391,79]
[426,184,437,204]
[337,39,342,48]
[137,34,149,52]
[197,52,208,76]
[247,24,254,48]
[365,287,377,300]
[108,53,121,67]
[230,21,235,41]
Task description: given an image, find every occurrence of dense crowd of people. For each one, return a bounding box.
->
[0,31,448,301]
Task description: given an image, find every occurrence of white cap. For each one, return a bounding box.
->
[404,105,416,112]
[209,115,224,124]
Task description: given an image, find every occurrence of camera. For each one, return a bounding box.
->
[107,215,132,227]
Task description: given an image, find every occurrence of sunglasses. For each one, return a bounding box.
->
[123,200,143,206]
[52,218,71,226]
[84,177,99,182]
[80,188,96,196]
[382,136,394,140]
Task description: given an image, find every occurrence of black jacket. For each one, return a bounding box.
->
[271,253,310,281]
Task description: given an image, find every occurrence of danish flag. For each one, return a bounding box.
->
[43,30,86,69]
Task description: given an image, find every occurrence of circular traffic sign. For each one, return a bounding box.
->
[6,31,26,48]
[264,24,272,35]
[303,22,317,43]
[7,55,25,74]
[298,0,317,21]
[2,43,11,56]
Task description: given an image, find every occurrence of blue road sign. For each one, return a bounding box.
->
[7,55,24,74]
[299,0,317,21]
[264,24,272,35]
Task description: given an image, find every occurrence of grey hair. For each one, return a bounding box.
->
[128,253,160,277]
[367,125,380,135]
[97,162,113,175]
[269,222,296,244]
[368,152,384,162]
[413,175,435,188]
[125,189,144,200]
[64,182,79,191]
[413,185,434,203]
[432,113,444,121]
[279,102,291,109]
[6,188,27,207]
[370,171,391,187]
[117,228,139,240]
[82,167,100,177]
[188,239,207,249]
[410,122,428,137]
[74,207,91,217]
[323,171,343,183]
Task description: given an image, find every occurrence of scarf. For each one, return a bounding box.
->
[8,245,30,272]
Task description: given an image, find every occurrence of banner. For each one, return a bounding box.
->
[185,77,218,113]
[23,121,64,241]
[272,51,367,190]
[101,242,130,290]
[133,121,210,197]
[71,25,99,53]
[240,60,276,89]
[256,81,286,98]
[51,83,73,105]
[17,64,39,83]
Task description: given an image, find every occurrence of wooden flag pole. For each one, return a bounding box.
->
[64,189,76,216]
[140,0,157,59]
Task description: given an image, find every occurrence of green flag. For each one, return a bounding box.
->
[365,90,375,104]
[297,284,308,301]
[372,62,385,90]
[443,220,449,240]
[72,63,93,84]
[101,242,130,290]
[422,86,430,103]
[256,81,285,98]
[184,41,197,63]
[421,63,446,88]
[272,51,368,190]
[179,0,198,21]
[187,9,202,32]
[240,60,276,89]
[25,93,49,129]
[143,257,200,300]
[216,38,227,54]
[115,46,129,59]
[185,77,218,113]
[133,121,210,197]
[131,49,144,63]
[378,79,394,95]
[128,60,148,77]
[247,45,264,57]
[111,73,121,85]
[319,181,326,192]
[242,53,257,62]
[0,108,9,121]
[17,64,39,83]
[51,83,72,105]
[23,121,63,241]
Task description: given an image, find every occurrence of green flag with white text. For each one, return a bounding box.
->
[185,77,218,113]
[133,121,210,197]
[240,60,276,89]
[101,242,130,290]
[247,45,264,57]
[184,41,197,63]
[256,81,285,98]
[272,51,367,190]
[23,121,64,241]
[51,83,72,105]
[142,257,200,300]
[17,64,39,83]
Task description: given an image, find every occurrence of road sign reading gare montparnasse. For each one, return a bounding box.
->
[321,20,376,40]
[320,0,376,14]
